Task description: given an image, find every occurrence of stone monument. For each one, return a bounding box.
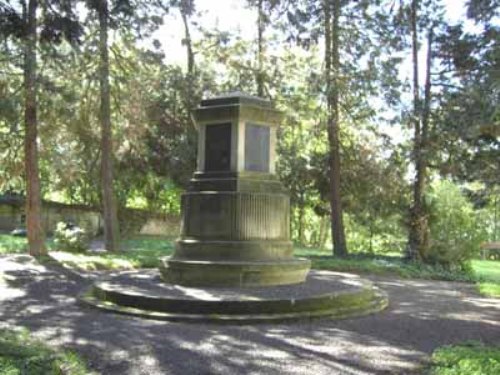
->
[82,93,388,323]
[159,92,311,287]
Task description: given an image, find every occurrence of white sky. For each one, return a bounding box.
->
[155,0,472,67]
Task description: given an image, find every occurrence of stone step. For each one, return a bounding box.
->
[80,270,388,323]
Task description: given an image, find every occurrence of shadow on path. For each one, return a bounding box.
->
[1,255,498,375]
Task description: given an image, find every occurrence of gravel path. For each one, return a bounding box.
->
[1,254,499,375]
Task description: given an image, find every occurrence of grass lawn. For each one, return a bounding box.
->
[48,236,175,271]
[0,235,27,255]
[0,328,92,375]
[2,234,499,288]
[295,246,478,282]
[472,260,500,298]
[430,341,500,375]
[0,233,174,270]
[45,239,478,281]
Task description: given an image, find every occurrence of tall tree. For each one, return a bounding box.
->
[85,0,161,251]
[405,0,444,261]
[433,0,499,187]
[178,0,195,76]
[24,0,45,256]
[406,0,426,260]
[97,0,120,251]
[256,0,265,97]
[175,0,197,123]
[283,0,401,256]
[246,0,281,97]
[324,0,347,256]
[1,0,82,255]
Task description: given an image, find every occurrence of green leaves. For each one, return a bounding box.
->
[425,180,488,269]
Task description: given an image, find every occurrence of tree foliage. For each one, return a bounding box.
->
[0,0,495,262]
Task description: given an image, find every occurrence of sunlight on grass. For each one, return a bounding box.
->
[49,236,175,271]
[4,232,498,288]
[471,260,500,298]
[0,327,92,375]
[477,282,500,298]
[0,235,27,255]
[430,341,500,375]
[472,260,500,282]
[295,246,476,281]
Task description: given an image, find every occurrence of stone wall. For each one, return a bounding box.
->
[0,196,180,237]
[0,203,20,232]
[119,208,180,238]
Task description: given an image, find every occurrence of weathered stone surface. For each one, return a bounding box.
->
[180,192,290,241]
[161,92,310,287]
[81,270,388,323]
[245,123,270,172]
[160,258,311,287]
[188,172,287,193]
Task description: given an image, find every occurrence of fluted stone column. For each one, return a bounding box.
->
[159,92,311,287]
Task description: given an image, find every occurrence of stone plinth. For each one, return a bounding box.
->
[82,270,388,323]
[159,93,311,287]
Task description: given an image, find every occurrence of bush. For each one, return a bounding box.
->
[53,222,89,253]
[424,180,487,270]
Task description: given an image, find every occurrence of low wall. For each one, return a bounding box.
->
[119,208,180,238]
[0,196,180,237]
[0,204,20,232]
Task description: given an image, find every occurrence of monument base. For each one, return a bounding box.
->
[159,256,311,287]
[81,270,388,323]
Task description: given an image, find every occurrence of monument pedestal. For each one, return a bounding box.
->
[158,94,311,287]
[159,173,310,287]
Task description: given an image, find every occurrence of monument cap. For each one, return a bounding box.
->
[200,91,272,108]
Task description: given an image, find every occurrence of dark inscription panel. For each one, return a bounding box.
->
[205,123,232,172]
[245,123,270,172]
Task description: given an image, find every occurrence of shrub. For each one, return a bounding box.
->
[424,180,487,270]
[53,222,89,253]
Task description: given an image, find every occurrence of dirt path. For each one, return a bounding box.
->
[1,254,499,375]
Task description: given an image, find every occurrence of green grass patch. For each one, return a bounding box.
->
[295,246,476,282]
[471,260,500,298]
[4,232,497,287]
[430,341,500,375]
[472,260,500,282]
[477,282,500,298]
[0,235,27,255]
[49,236,174,271]
[0,327,92,375]
[0,234,58,255]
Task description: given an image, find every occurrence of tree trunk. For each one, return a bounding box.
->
[24,0,46,256]
[256,0,265,97]
[180,3,197,132]
[324,0,348,257]
[180,6,194,76]
[417,28,433,260]
[98,0,120,251]
[407,0,423,261]
[407,0,433,262]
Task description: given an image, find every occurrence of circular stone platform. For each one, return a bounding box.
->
[81,270,388,323]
